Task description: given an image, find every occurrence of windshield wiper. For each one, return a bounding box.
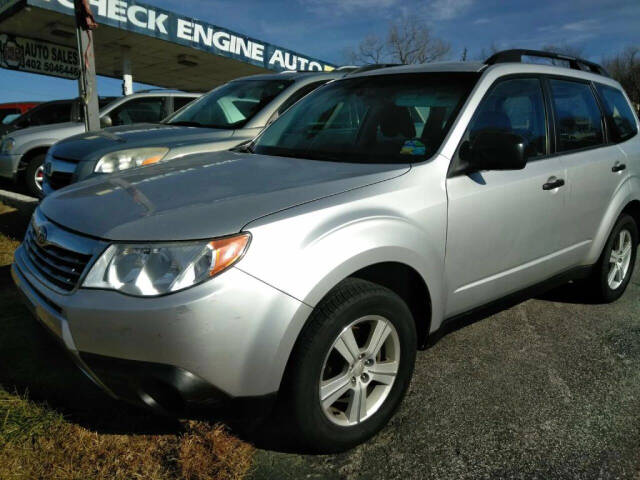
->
[167,121,206,127]
[231,140,255,154]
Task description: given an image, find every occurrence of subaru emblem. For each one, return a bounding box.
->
[36,226,47,246]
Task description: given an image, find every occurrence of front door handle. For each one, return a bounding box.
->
[612,163,627,173]
[542,178,565,191]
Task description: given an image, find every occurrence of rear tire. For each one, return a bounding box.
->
[282,278,417,453]
[588,214,638,303]
[24,153,45,198]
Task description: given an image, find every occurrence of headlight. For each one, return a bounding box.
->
[94,147,169,173]
[0,137,15,154]
[83,233,250,296]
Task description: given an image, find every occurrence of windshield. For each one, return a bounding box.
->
[253,73,478,163]
[166,79,293,129]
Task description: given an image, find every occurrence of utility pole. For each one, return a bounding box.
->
[74,0,100,131]
[122,47,133,95]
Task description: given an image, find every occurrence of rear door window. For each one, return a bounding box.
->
[549,79,604,152]
[595,84,638,142]
[109,97,165,126]
[172,96,196,113]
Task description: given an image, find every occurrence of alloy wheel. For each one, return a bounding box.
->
[608,229,633,290]
[319,315,400,427]
[34,165,44,191]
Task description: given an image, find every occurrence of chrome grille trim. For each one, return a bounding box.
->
[21,209,103,293]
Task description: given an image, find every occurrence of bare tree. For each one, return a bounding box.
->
[603,46,640,106]
[343,34,386,65]
[343,16,450,65]
[387,16,450,64]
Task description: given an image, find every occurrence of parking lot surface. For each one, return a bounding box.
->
[252,264,640,480]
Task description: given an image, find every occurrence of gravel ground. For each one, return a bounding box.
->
[252,263,640,480]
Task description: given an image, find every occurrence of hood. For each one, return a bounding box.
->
[40,151,409,241]
[52,123,235,161]
[9,122,84,136]
[9,122,83,142]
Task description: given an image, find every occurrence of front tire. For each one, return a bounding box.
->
[282,278,417,452]
[588,213,638,303]
[24,153,45,198]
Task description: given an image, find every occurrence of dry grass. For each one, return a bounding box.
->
[0,204,20,266]
[0,202,256,480]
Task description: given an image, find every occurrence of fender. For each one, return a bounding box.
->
[239,169,447,344]
[584,175,640,264]
[14,141,55,164]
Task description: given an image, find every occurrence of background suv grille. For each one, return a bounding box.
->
[46,171,73,190]
[24,227,93,291]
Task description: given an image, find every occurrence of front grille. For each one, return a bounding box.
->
[46,171,73,190]
[24,226,93,292]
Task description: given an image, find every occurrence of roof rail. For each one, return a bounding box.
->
[136,88,188,93]
[485,49,609,77]
[346,64,403,75]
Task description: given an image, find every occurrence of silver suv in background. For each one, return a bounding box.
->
[12,50,640,452]
[0,91,200,196]
[42,71,344,195]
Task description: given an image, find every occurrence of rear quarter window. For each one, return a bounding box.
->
[595,84,638,143]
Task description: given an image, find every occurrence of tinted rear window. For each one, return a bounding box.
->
[595,84,638,142]
[549,79,604,152]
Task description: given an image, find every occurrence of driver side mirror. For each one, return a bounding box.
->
[100,115,113,128]
[461,131,528,171]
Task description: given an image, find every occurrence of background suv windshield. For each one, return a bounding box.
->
[253,73,477,163]
[166,79,293,129]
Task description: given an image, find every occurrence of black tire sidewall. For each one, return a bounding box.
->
[25,153,45,198]
[289,281,416,452]
[598,214,638,302]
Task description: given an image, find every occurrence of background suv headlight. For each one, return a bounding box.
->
[0,138,15,154]
[83,234,250,296]
[94,147,169,173]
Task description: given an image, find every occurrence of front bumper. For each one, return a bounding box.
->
[12,245,312,412]
[0,153,20,179]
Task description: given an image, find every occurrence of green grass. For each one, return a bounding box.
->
[0,203,254,480]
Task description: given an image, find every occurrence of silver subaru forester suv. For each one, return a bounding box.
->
[12,50,640,452]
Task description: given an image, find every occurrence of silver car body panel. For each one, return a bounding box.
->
[12,61,640,402]
[39,151,409,241]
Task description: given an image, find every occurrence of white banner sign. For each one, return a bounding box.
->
[0,34,80,79]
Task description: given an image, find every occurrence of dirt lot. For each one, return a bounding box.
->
[0,197,639,479]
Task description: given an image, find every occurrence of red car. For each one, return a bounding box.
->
[0,102,40,125]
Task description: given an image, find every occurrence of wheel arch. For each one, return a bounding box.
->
[586,179,640,263]
[348,262,432,349]
[17,145,50,172]
[621,199,640,236]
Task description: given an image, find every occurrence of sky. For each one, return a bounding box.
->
[1,0,639,103]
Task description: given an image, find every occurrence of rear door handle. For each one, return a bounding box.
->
[542,178,565,191]
[612,163,626,173]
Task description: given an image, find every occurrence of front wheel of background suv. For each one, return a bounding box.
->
[24,153,46,198]
[281,278,417,453]
[588,213,638,303]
